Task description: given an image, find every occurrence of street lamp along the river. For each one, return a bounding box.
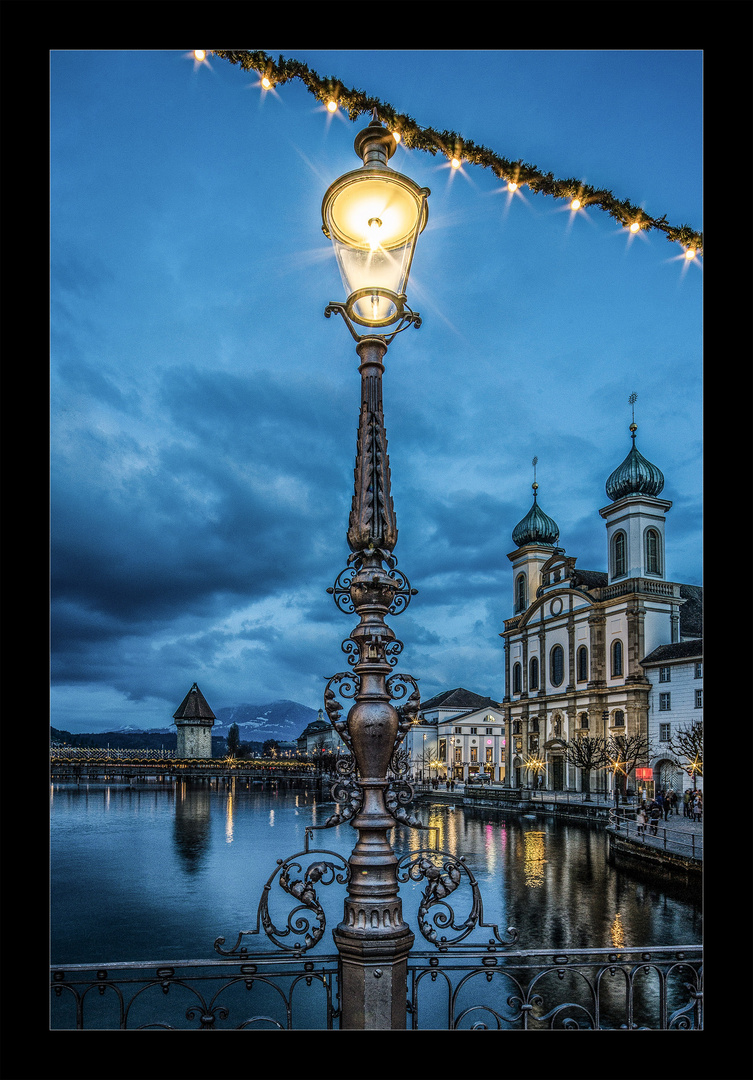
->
[321,116,430,1030]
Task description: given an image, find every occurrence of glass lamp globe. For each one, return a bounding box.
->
[322,118,430,327]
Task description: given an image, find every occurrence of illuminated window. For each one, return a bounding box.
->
[613,531,626,578]
[550,645,564,686]
[645,528,661,574]
[612,640,623,677]
[577,646,588,682]
[529,656,539,690]
[515,573,527,613]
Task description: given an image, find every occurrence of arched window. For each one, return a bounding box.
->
[529,656,539,690]
[577,645,588,682]
[614,709,625,726]
[515,573,527,613]
[613,531,626,577]
[645,528,661,574]
[513,663,522,694]
[612,639,623,677]
[550,644,565,686]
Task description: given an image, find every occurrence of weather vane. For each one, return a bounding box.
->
[532,456,538,491]
[629,392,638,436]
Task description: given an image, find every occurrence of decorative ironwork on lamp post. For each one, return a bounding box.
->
[320,115,429,1029]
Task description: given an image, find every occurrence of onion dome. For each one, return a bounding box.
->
[512,481,560,548]
[605,422,664,501]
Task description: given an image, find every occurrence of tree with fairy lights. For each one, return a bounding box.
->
[562,735,609,801]
[606,732,654,797]
[668,722,703,790]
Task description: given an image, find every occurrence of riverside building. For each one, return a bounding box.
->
[501,421,702,797]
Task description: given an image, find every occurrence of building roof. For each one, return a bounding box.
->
[642,639,703,664]
[173,682,216,721]
[605,425,665,501]
[420,687,500,714]
[679,584,703,638]
[512,487,560,548]
[569,568,608,590]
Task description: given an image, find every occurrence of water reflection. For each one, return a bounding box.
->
[51,784,701,965]
[173,782,212,873]
[522,831,546,889]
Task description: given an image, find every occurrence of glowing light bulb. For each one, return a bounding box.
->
[392,131,401,144]
[571,198,581,210]
[261,76,272,89]
[507,181,517,192]
[371,294,380,321]
[194,50,206,62]
[367,217,382,251]
[685,248,696,260]
[630,222,640,233]
[327,100,338,113]
[451,157,461,169]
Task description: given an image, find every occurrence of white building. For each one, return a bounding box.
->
[501,422,702,796]
[405,688,506,783]
[642,636,703,794]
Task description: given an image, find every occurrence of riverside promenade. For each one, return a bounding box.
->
[413,781,702,878]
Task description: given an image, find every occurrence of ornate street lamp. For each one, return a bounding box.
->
[320,116,430,1029]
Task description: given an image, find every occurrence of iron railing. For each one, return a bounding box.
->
[50,945,702,1030]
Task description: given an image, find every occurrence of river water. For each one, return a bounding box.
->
[50,780,702,966]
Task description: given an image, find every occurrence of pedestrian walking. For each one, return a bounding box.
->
[663,790,671,821]
[683,789,692,817]
[649,801,662,836]
[636,805,647,837]
[693,791,703,823]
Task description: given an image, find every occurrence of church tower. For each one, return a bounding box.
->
[173,682,216,759]
[507,458,561,615]
[599,395,672,584]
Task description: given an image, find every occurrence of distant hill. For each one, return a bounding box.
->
[212,700,318,743]
[50,699,319,753]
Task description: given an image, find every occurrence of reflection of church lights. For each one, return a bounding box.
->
[523,831,546,888]
[610,912,625,949]
[225,791,234,844]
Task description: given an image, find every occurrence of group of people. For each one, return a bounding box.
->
[636,786,703,836]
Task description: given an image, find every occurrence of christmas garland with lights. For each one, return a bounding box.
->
[210,50,702,256]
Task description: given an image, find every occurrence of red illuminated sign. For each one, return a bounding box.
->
[635,768,653,780]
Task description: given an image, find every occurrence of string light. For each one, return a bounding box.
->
[570,197,581,210]
[211,49,703,258]
[261,75,272,89]
[684,247,696,260]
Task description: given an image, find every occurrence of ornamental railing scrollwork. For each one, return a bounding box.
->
[398,848,519,951]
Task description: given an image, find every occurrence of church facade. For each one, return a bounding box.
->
[501,421,702,797]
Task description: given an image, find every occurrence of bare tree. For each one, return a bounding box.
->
[607,732,654,795]
[562,736,609,801]
[668,722,703,789]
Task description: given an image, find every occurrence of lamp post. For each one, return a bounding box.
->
[321,116,430,1030]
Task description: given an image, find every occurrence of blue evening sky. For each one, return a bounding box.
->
[50,50,702,733]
